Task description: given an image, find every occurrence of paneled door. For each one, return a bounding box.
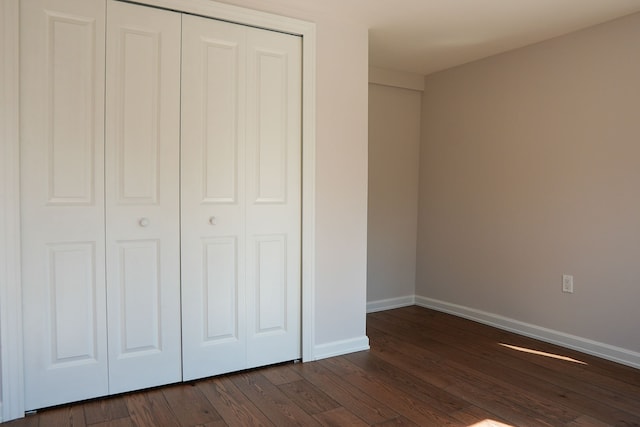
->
[20,0,108,410]
[21,0,184,409]
[244,26,302,370]
[21,0,302,408]
[104,0,182,394]
[180,14,302,380]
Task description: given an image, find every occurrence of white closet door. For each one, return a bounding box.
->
[105,0,182,393]
[180,14,302,381]
[181,15,248,381]
[20,0,108,410]
[245,27,302,368]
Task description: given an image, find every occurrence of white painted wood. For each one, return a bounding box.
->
[366,296,416,313]
[313,336,370,361]
[180,15,248,380]
[115,0,317,365]
[105,0,182,393]
[0,0,25,421]
[299,25,317,366]
[20,0,108,410]
[245,27,301,368]
[181,15,301,379]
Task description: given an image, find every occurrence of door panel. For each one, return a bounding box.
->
[203,237,239,342]
[45,10,99,205]
[245,27,302,368]
[113,26,161,204]
[20,0,108,410]
[47,243,99,363]
[105,0,182,394]
[254,235,287,332]
[115,240,161,353]
[253,51,289,203]
[181,15,247,381]
[201,39,241,203]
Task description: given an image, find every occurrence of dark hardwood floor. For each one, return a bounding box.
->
[4,306,640,426]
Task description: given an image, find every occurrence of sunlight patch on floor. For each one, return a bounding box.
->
[468,419,514,427]
[499,343,588,365]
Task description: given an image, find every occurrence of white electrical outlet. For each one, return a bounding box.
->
[562,274,574,293]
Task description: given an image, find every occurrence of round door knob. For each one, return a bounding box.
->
[208,216,217,225]
[138,217,150,227]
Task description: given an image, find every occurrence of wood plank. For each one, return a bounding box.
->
[566,415,613,427]
[198,421,228,427]
[230,371,322,426]
[367,321,582,425]
[1,415,39,427]
[320,357,462,426]
[313,407,368,426]
[368,311,640,425]
[291,360,399,425]
[277,379,340,415]
[443,381,557,427]
[161,383,223,427]
[365,322,571,426]
[31,405,85,427]
[343,350,470,414]
[372,416,421,426]
[449,405,513,426]
[386,306,640,388]
[261,363,303,386]
[87,418,133,427]
[83,397,128,425]
[196,376,276,427]
[124,388,180,427]
[6,306,640,427]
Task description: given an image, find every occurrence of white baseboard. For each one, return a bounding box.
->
[313,336,370,361]
[414,295,640,370]
[367,295,415,313]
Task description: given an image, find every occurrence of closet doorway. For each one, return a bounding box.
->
[18,0,310,411]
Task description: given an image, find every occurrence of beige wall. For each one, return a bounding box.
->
[417,12,640,353]
[368,83,421,306]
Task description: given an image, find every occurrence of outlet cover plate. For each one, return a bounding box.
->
[562,274,574,293]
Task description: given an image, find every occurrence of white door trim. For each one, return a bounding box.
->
[1,0,25,422]
[0,0,316,421]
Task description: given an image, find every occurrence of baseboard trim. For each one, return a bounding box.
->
[313,336,370,361]
[415,295,640,370]
[367,295,415,313]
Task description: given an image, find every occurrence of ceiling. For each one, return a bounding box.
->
[352,0,640,75]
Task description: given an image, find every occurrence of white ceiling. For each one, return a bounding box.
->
[352,0,640,75]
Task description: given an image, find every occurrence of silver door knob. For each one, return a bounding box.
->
[208,216,217,225]
[138,217,150,227]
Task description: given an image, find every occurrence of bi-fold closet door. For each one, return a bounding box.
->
[180,12,302,382]
[20,0,183,409]
[104,1,183,395]
[20,0,301,411]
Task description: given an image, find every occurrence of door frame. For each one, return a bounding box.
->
[1,0,24,422]
[0,0,316,421]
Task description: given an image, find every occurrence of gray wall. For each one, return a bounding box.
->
[417,12,640,353]
[367,83,421,306]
